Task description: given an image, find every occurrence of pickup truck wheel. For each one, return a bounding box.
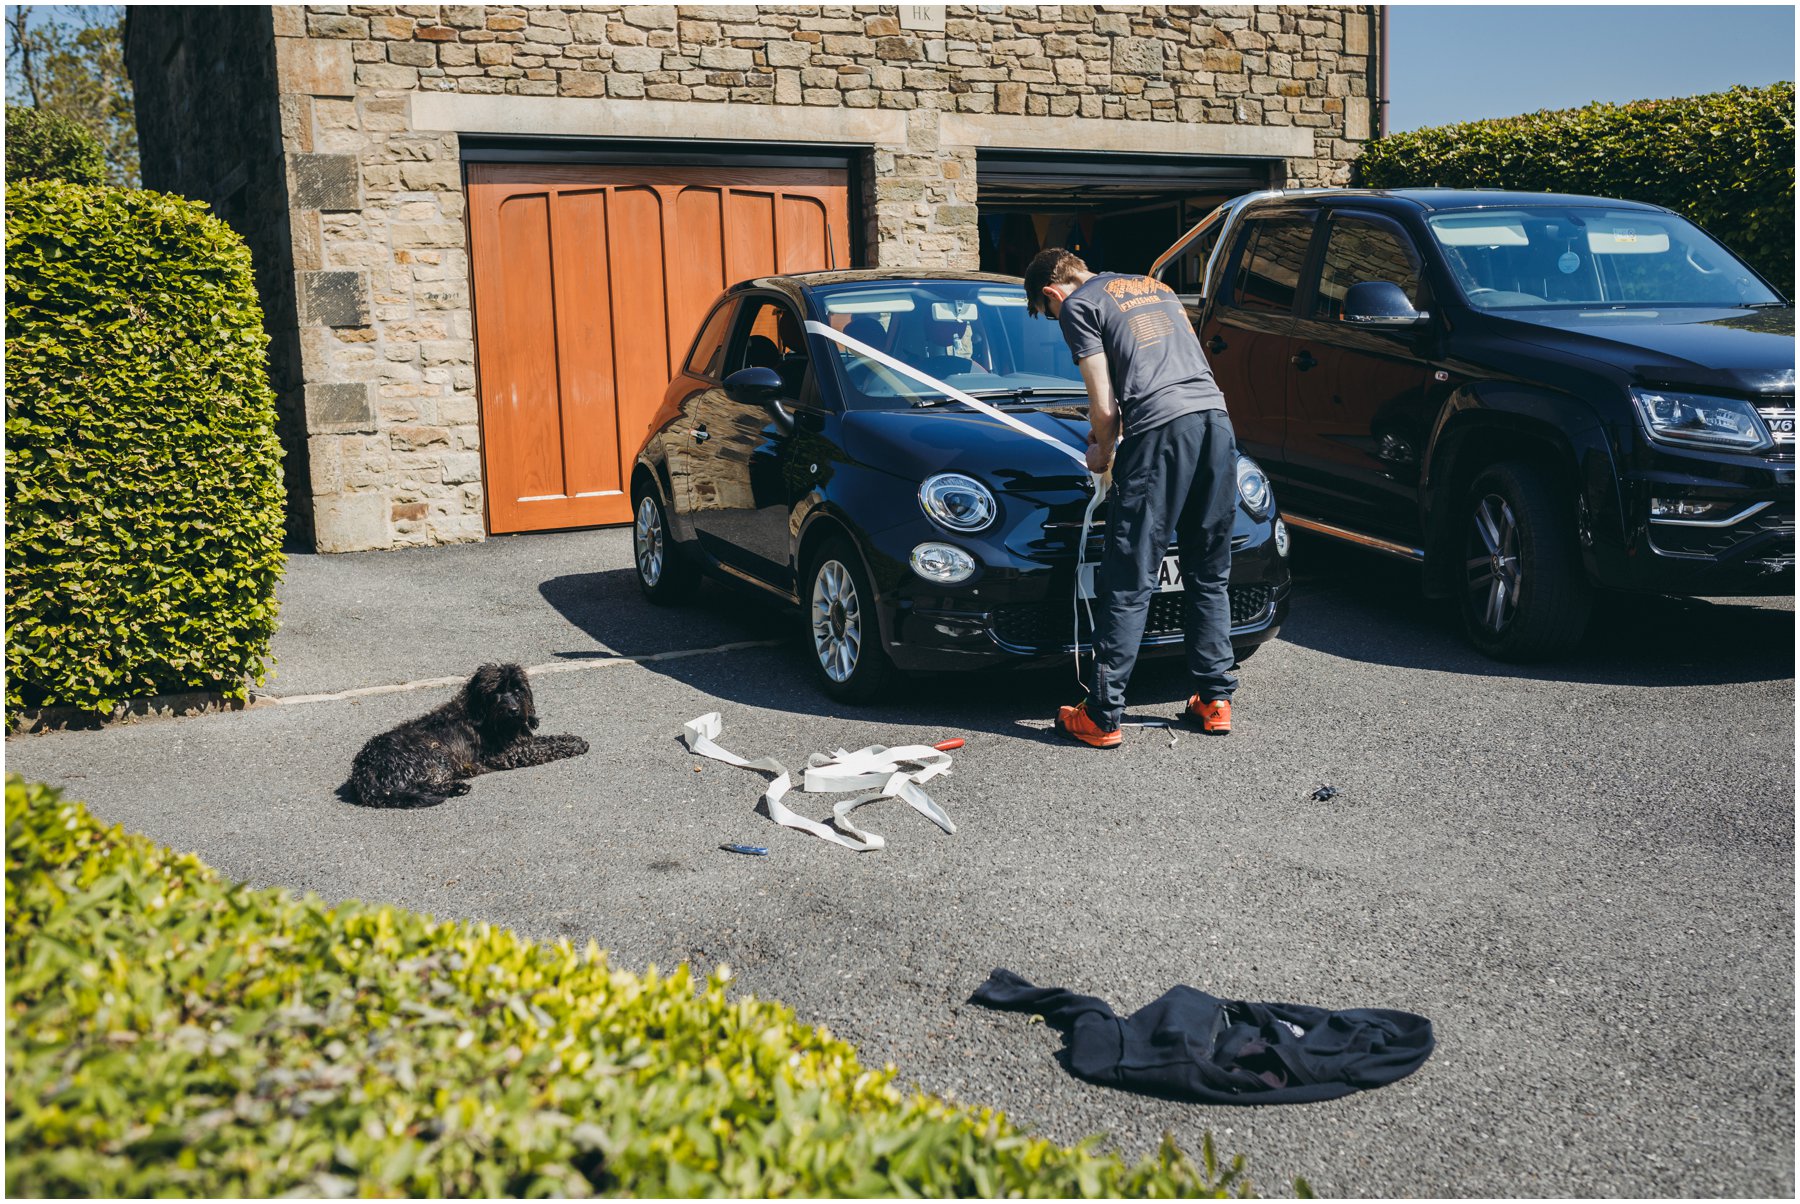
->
[805,537,896,703]
[1459,461,1592,661]
[632,488,700,605]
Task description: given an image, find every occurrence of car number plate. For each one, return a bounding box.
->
[1078,554,1183,600]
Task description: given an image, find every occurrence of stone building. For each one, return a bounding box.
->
[127,4,1383,552]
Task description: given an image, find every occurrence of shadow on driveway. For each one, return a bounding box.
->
[540,536,1795,737]
[1278,535,1794,689]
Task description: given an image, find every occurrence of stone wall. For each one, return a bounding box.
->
[125,7,315,546]
[140,4,1378,552]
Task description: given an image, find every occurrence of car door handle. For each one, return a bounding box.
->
[1290,350,1317,371]
[1206,335,1228,354]
[692,425,710,443]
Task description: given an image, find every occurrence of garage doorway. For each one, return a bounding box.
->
[976,150,1277,278]
[467,161,852,533]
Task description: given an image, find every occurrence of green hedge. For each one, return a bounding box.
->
[1355,83,1796,291]
[5,105,107,186]
[5,181,286,719]
[5,776,1297,1198]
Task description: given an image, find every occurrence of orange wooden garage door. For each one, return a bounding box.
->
[467,164,851,533]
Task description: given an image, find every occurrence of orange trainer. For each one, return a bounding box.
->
[1187,696,1232,735]
[1056,700,1122,749]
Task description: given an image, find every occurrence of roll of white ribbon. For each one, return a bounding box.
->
[682,712,955,852]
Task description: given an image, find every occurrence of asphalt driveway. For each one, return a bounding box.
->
[8,528,1792,1198]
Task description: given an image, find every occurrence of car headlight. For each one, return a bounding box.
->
[1630,387,1772,452]
[910,542,976,584]
[919,473,996,532]
[1236,455,1273,519]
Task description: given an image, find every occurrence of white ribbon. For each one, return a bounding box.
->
[682,712,955,852]
[803,319,1110,689]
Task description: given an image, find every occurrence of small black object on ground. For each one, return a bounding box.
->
[1310,783,1341,802]
[719,843,770,856]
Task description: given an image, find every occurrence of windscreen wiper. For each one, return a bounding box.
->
[964,387,1089,403]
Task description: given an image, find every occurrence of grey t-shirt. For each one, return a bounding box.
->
[1057,272,1226,439]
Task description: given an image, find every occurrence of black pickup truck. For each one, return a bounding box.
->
[1151,188,1795,660]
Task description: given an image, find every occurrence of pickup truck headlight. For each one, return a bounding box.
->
[919,473,996,532]
[1236,455,1273,519]
[1630,387,1773,452]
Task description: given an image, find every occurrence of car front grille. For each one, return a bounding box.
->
[989,584,1274,651]
[1649,502,1795,559]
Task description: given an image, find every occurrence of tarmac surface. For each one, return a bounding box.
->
[8,527,1793,1198]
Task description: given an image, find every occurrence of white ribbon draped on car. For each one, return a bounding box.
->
[682,711,954,852]
[803,320,1108,686]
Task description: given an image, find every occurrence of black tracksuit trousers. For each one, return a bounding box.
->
[1087,408,1238,731]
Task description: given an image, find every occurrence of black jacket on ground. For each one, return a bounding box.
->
[971,968,1435,1106]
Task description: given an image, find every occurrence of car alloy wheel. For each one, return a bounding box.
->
[635,495,665,588]
[804,537,895,702]
[811,558,862,683]
[1466,492,1521,636]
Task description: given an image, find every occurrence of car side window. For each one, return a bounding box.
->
[684,301,736,379]
[726,298,810,400]
[1314,218,1426,320]
[1228,218,1315,314]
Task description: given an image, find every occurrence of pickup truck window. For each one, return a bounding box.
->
[1314,218,1425,320]
[1229,218,1314,314]
[1165,220,1224,295]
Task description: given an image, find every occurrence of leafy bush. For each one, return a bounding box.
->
[5,776,1291,1198]
[4,104,106,186]
[1355,83,1796,290]
[5,181,285,719]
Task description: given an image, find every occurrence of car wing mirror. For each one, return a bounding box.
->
[724,366,796,434]
[1342,281,1430,326]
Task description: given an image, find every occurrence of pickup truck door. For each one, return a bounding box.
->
[1283,212,1435,538]
[1195,214,1316,466]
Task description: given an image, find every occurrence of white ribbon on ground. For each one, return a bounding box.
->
[803,319,1110,689]
[682,712,955,852]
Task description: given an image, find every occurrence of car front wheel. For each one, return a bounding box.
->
[805,537,895,703]
[1459,461,1592,661]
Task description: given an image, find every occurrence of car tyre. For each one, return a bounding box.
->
[632,486,700,606]
[1459,461,1592,661]
[804,537,895,703]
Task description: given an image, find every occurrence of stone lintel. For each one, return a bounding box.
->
[409,92,910,145]
[938,112,1316,160]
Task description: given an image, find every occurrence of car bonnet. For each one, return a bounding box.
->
[842,406,1094,493]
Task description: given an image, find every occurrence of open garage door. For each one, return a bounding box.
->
[468,163,851,533]
[977,150,1276,280]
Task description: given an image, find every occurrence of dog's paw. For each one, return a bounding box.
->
[444,782,472,796]
[569,737,590,756]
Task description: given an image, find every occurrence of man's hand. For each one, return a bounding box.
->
[1085,438,1113,473]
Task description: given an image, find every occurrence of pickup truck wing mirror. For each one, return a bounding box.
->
[1343,281,1430,326]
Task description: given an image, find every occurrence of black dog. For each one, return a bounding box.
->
[347,663,588,808]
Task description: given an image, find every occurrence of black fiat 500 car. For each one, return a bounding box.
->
[627,270,1291,700]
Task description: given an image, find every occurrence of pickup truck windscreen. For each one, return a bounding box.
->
[1426,207,1782,310]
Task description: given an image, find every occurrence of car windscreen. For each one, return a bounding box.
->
[809,280,1087,409]
[1425,207,1783,310]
